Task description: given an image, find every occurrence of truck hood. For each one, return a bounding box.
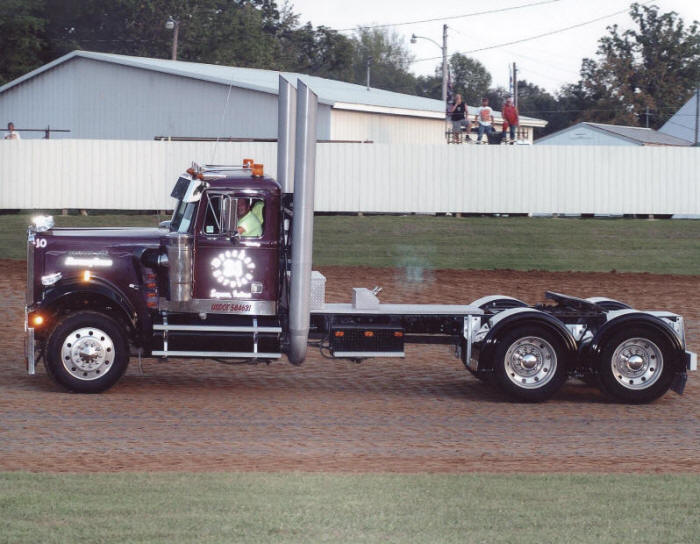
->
[49,227,166,240]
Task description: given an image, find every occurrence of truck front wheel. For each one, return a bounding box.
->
[492,326,568,402]
[596,328,674,403]
[45,312,129,393]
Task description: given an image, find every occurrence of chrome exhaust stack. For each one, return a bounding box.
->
[287,79,318,365]
[276,75,296,194]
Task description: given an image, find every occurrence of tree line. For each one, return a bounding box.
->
[1,1,698,135]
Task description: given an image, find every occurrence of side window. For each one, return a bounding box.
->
[202,194,229,235]
[235,197,265,238]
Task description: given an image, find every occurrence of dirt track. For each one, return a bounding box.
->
[1,260,698,473]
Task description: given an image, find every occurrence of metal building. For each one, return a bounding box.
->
[659,92,699,145]
[0,50,545,143]
[535,122,692,147]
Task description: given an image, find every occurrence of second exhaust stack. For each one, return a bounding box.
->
[287,79,318,365]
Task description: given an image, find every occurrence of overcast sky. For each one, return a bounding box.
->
[288,0,700,96]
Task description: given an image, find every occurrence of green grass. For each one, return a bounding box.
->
[313,215,700,274]
[4,212,700,274]
[1,473,697,543]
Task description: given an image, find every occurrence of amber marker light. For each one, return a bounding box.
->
[243,158,254,168]
[32,315,44,327]
[251,163,264,177]
[334,331,345,337]
[82,270,92,282]
[364,331,374,337]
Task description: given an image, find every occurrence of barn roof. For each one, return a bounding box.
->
[0,50,547,126]
[536,122,691,146]
[659,93,698,144]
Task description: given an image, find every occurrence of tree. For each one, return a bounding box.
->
[280,22,355,81]
[0,0,357,85]
[449,53,491,106]
[349,27,417,93]
[514,80,561,136]
[578,3,700,128]
[0,0,46,86]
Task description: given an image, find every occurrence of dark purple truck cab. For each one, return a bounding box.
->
[24,164,696,403]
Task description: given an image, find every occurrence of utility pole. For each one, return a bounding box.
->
[695,87,699,146]
[172,23,179,60]
[512,62,518,108]
[645,106,650,128]
[441,24,448,103]
[366,56,373,91]
[166,17,180,60]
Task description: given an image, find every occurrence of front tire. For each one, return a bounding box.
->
[492,326,568,402]
[596,327,675,403]
[45,312,129,393]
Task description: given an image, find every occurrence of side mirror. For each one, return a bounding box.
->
[159,220,171,229]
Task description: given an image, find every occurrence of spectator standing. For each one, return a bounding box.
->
[448,94,470,140]
[3,122,21,140]
[502,97,519,142]
[475,98,494,143]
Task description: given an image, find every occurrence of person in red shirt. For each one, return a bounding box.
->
[502,97,519,142]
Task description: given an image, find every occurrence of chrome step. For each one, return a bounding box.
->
[151,350,281,358]
[153,323,282,333]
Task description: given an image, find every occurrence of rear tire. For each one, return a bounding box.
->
[45,312,129,393]
[596,327,675,403]
[492,326,568,402]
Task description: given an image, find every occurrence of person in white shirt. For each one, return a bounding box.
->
[3,122,21,140]
[475,98,494,143]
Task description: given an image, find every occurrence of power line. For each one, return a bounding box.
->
[411,0,655,63]
[337,0,561,32]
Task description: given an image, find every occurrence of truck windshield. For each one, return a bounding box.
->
[170,200,196,233]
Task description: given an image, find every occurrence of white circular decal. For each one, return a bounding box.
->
[210,250,255,288]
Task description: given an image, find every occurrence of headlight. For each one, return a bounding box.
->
[41,272,62,286]
[31,215,54,232]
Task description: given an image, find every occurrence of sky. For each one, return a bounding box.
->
[287,0,700,96]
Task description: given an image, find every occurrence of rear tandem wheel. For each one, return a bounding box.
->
[491,325,568,402]
[596,327,675,403]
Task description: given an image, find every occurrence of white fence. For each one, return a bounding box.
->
[1,140,698,214]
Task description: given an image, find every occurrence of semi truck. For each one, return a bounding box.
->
[24,79,696,403]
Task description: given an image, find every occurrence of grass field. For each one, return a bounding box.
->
[3,212,699,274]
[1,473,698,543]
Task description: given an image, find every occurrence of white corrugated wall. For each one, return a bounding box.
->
[330,109,446,144]
[0,141,698,214]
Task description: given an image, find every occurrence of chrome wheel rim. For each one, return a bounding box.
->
[611,338,663,390]
[504,336,557,389]
[61,327,115,381]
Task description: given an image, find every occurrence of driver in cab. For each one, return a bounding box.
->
[236,199,262,237]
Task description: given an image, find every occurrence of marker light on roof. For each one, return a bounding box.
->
[243,158,254,169]
[252,164,264,177]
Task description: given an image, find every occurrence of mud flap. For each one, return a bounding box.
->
[670,372,687,395]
